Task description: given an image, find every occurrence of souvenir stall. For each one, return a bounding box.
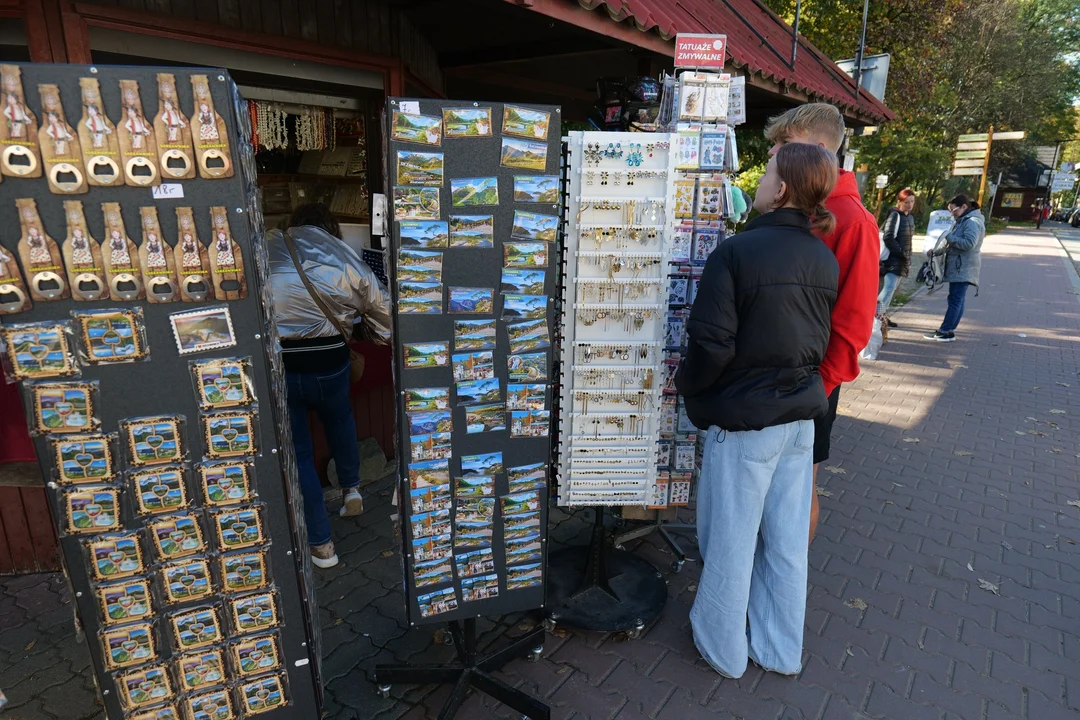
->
[0,63,321,718]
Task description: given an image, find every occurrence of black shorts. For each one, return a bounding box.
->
[814,386,841,465]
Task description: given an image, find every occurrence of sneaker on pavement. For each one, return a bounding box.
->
[923,330,956,342]
[340,489,364,517]
[311,541,339,568]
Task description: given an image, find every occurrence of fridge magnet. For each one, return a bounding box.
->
[513,176,559,202]
[453,520,492,549]
[502,294,546,320]
[417,586,458,619]
[407,410,452,437]
[511,211,558,242]
[213,506,265,550]
[116,80,159,186]
[510,409,549,438]
[507,352,547,382]
[507,383,546,411]
[397,150,444,186]
[0,320,75,380]
[132,465,188,515]
[98,578,153,625]
[393,186,441,220]
[184,687,234,720]
[37,84,86,193]
[448,286,493,314]
[237,673,287,716]
[407,459,450,490]
[409,431,452,462]
[229,590,279,633]
[456,548,495,577]
[230,633,281,677]
[191,357,253,409]
[464,403,506,434]
[72,307,146,365]
[461,573,500,603]
[451,350,494,382]
[455,378,501,406]
[176,647,225,691]
[453,319,495,351]
[175,207,213,302]
[190,74,233,178]
[461,451,503,476]
[169,305,237,355]
[442,107,492,138]
[87,532,144,581]
[398,220,448,249]
[148,513,205,561]
[100,621,155,670]
[448,214,493,248]
[0,64,41,177]
[0,243,31,314]
[455,475,494,499]
[76,78,121,187]
[116,664,172,711]
[503,242,548,268]
[670,479,692,506]
[450,177,498,206]
[199,460,253,506]
[391,111,442,145]
[61,201,106,301]
[411,483,451,514]
[398,281,443,314]
[500,137,548,171]
[405,386,450,412]
[402,341,448,368]
[122,415,183,466]
[502,105,550,140]
[203,410,256,458]
[207,207,247,299]
[162,557,212,603]
[413,533,452,563]
[505,535,542,566]
[15,198,68,301]
[153,74,195,179]
[220,549,269,592]
[100,202,145,301]
[700,130,727,171]
[139,207,179,303]
[414,556,453,588]
[397,248,442,283]
[506,562,543,591]
[507,319,550,354]
[501,268,545,296]
[30,381,97,434]
[507,462,547,492]
[170,605,224,650]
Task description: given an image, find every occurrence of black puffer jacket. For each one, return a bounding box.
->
[674,209,839,432]
[880,208,914,277]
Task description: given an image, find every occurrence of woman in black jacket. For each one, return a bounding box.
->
[878,188,915,326]
[675,143,840,679]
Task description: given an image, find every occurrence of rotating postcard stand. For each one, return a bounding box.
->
[378,98,560,719]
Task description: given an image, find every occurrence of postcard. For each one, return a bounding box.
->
[169,306,236,356]
[407,410,452,436]
[506,561,543,590]
[461,451,504,476]
[513,175,559,203]
[406,387,450,411]
[414,557,453,588]
[503,105,551,140]
[506,319,550,354]
[394,186,441,220]
[504,508,540,529]
[449,214,494,248]
[507,383,546,411]
[411,484,451,514]
[408,458,450,489]
[448,286,494,314]
[455,548,495,578]
[465,403,506,434]
[502,490,541,516]
[397,150,444,186]
[508,462,547,492]
[505,540,543,566]
[418,586,458,618]
[412,533,452,563]
[501,137,548,171]
[503,242,549,268]
[461,573,500,603]
[454,319,496,351]
[397,248,443,284]
[455,475,494,499]
[391,111,442,145]
[454,520,493,549]
[443,107,492,138]
[452,350,494,382]
[505,526,541,542]
[501,268,545,295]
[403,341,449,368]
[398,281,443,314]
[502,294,546,320]
[399,221,449,249]
[507,352,548,382]
[456,378,501,406]
[450,177,498,206]
[511,210,558,242]
[411,509,451,539]
[511,409,550,438]
[410,432,452,462]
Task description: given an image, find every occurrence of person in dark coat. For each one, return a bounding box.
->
[878,188,916,326]
[924,194,984,342]
[674,143,840,679]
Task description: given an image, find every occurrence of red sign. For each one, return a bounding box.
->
[675,34,728,69]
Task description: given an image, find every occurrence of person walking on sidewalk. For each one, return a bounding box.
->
[675,143,839,679]
[878,188,916,327]
[924,194,984,342]
[764,104,880,544]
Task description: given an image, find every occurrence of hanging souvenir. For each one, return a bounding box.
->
[190,74,233,179]
[61,201,106,301]
[76,77,122,187]
[36,85,86,194]
[100,202,144,301]
[0,64,41,178]
[206,206,246,299]
[153,73,194,179]
[138,207,179,303]
[174,207,213,302]
[15,198,68,301]
[0,241,31,315]
[116,80,159,186]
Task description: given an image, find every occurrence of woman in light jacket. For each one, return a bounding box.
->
[924,194,984,342]
[878,188,915,326]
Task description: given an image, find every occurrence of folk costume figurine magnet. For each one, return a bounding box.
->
[0,241,31,314]
[77,78,122,187]
[154,73,195,179]
[138,207,179,303]
[62,201,106,301]
[0,64,40,178]
[101,202,145,301]
[175,207,213,302]
[116,80,159,186]
[207,207,246,299]
[15,198,68,301]
[190,75,233,179]
[37,85,87,194]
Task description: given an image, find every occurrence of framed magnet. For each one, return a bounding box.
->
[168,604,224,651]
[61,201,106,301]
[190,74,233,178]
[131,465,188,515]
[0,242,31,314]
[86,531,144,581]
[174,647,225,692]
[115,663,173,711]
[175,207,213,301]
[198,459,253,507]
[0,64,42,177]
[219,548,268,592]
[121,415,184,466]
[183,687,235,720]
[147,512,205,562]
[227,589,279,633]
[206,207,246,299]
[117,79,159,186]
[28,381,98,435]
[0,320,76,380]
[99,621,156,670]
[236,672,287,715]
[72,307,148,364]
[15,198,68,301]
[77,77,123,187]
[190,357,253,409]
[228,632,281,677]
[161,557,212,604]
[53,433,115,485]
[211,505,265,550]
[97,578,153,626]
[202,410,256,458]
[128,704,180,720]
[101,202,145,301]
[153,73,195,179]
[139,206,179,303]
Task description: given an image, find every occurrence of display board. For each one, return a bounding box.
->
[386,99,558,625]
[0,64,320,720]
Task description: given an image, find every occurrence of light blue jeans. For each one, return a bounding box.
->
[877,272,901,315]
[692,420,814,678]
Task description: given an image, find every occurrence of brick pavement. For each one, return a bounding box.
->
[2,226,1080,719]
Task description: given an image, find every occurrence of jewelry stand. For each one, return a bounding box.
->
[375,619,550,720]
[545,507,667,636]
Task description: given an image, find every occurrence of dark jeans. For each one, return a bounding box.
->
[940,282,970,333]
[285,361,359,546]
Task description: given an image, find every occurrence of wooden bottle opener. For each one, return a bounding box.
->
[15,198,68,300]
[62,201,107,301]
[77,78,122,187]
[138,207,179,303]
[0,242,31,314]
[116,80,159,187]
[101,202,145,301]
[0,65,41,178]
[154,73,195,180]
[175,207,213,302]
[190,75,233,179]
[38,84,87,194]
[207,207,246,299]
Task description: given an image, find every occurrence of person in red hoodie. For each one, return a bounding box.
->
[764,104,880,542]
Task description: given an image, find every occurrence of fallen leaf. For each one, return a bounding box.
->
[823,465,847,475]
[1048,422,1059,429]
[977,579,1000,595]
[953,450,973,457]
[334,618,344,626]
[1029,431,1048,437]
[688,584,698,592]
[884,500,895,505]
[1001,541,1013,551]
[1051,448,1063,454]
[954,364,968,369]
[816,488,834,498]
[556,665,571,674]
[1049,409,1066,415]
[892,482,906,488]
[965,412,974,417]
[1026,417,1038,422]
[917,639,924,650]
[966,563,974,572]
[1015,431,1028,436]
[846,647,855,657]
[844,598,868,610]
[380,550,394,558]
[1033,386,1041,390]
[23,640,35,652]
[902,437,920,444]
[1066,500,1080,510]
[1057,382,1071,387]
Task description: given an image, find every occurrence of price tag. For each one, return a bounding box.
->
[151,183,184,200]
[399,101,420,115]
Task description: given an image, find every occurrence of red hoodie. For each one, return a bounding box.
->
[817,169,879,395]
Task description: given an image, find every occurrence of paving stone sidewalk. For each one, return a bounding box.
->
[2,227,1080,719]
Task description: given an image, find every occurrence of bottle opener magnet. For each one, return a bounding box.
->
[0,242,31,314]
[190,75,233,179]
[0,65,42,178]
[175,207,213,302]
[62,201,106,301]
[138,206,179,303]
[15,198,68,300]
[207,207,246,300]
[101,202,144,301]
[117,80,159,187]
[37,84,86,194]
[77,78,122,187]
[154,73,195,180]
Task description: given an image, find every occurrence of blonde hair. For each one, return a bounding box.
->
[764,103,846,153]
[773,143,838,235]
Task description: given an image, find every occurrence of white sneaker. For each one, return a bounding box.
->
[340,489,364,517]
[311,541,339,568]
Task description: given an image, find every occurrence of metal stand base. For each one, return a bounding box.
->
[375,619,549,720]
[614,516,696,573]
[545,508,667,634]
